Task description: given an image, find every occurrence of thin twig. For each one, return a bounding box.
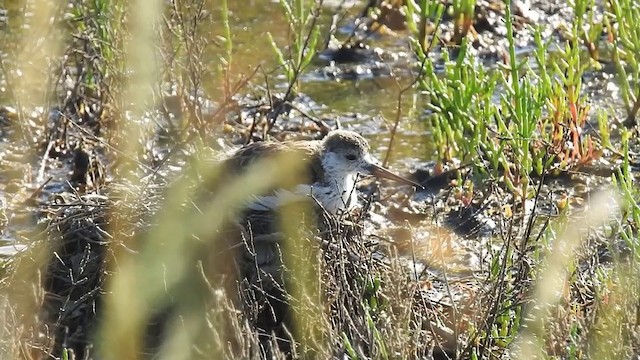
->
[623,88,640,128]
[266,0,325,134]
[382,12,441,167]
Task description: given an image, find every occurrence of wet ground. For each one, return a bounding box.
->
[0,0,626,201]
[0,0,637,358]
[197,0,628,270]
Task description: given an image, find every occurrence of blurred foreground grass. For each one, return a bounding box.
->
[0,0,639,359]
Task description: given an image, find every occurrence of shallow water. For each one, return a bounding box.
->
[207,0,435,167]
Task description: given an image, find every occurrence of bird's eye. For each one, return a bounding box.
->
[345,154,357,161]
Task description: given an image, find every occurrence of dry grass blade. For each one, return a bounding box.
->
[514,190,620,358]
[99,150,309,358]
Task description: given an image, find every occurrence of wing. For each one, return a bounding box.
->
[208,139,326,212]
[224,140,324,184]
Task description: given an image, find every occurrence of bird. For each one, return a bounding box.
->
[213,129,422,355]
[223,129,422,216]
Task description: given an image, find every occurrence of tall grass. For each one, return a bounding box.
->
[0,0,639,359]
[608,0,640,127]
[406,0,640,358]
[0,0,64,358]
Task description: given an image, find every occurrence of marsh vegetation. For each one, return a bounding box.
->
[0,0,639,359]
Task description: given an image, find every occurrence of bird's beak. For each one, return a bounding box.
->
[367,162,424,189]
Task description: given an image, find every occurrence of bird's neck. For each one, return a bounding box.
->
[314,171,358,215]
[317,153,360,215]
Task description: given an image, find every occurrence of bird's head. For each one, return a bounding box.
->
[320,130,422,188]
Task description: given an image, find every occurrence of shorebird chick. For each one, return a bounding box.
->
[225,129,421,215]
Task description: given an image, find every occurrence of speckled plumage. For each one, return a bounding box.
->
[217,130,421,354]
[224,130,419,215]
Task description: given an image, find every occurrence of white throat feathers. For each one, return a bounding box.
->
[316,151,360,214]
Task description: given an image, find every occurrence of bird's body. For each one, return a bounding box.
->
[216,130,421,354]
[224,130,420,215]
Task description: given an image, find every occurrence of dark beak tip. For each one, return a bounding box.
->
[370,164,424,189]
[408,181,425,190]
